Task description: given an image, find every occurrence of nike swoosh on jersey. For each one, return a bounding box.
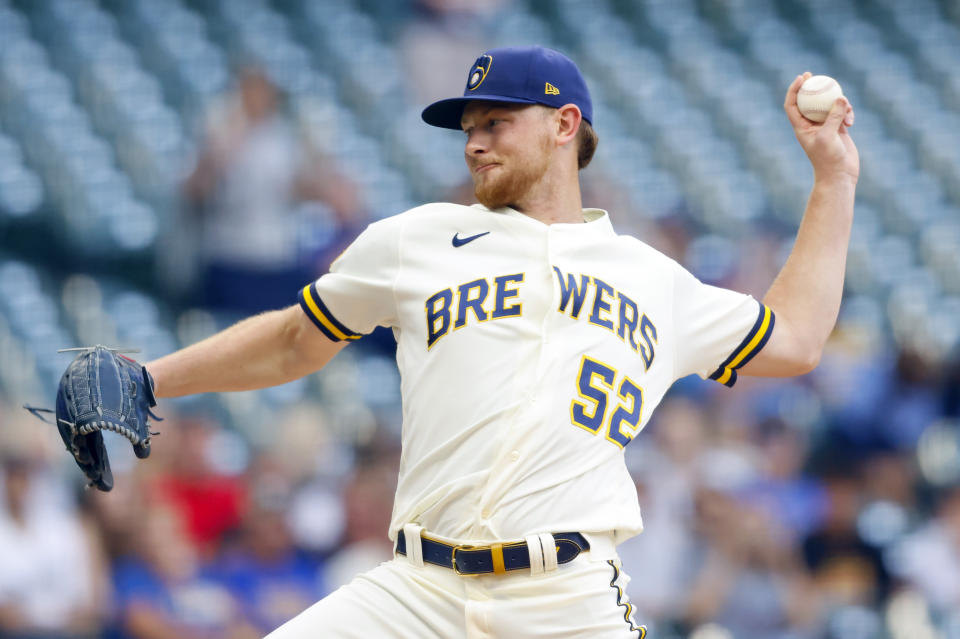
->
[452,231,491,247]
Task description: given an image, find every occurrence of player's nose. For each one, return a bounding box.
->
[464,129,488,156]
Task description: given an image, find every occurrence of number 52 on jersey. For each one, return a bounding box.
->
[570,355,643,449]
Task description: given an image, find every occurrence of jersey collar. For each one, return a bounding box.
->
[472,204,614,234]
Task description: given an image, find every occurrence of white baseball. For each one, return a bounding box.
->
[796,75,844,123]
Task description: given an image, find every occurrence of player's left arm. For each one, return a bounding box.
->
[739,72,858,378]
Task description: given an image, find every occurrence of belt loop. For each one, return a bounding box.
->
[403,524,425,568]
[524,534,545,576]
[490,543,506,575]
[581,532,615,562]
[538,533,558,572]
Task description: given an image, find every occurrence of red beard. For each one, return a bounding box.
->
[472,135,552,210]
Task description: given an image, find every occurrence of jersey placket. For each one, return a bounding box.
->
[470,221,555,538]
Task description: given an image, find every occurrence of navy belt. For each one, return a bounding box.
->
[395,530,590,575]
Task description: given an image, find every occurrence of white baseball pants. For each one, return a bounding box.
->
[266,532,646,638]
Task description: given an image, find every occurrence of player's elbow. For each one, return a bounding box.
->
[750,335,823,378]
[786,329,826,375]
[771,328,821,376]
[793,347,822,376]
[761,346,820,378]
[764,312,826,377]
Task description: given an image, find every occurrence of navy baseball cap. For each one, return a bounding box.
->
[421,46,593,130]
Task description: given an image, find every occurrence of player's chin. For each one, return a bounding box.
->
[471,169,498,192]
[475,182,512,209]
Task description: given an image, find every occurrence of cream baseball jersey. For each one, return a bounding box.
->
[299,203,774,545]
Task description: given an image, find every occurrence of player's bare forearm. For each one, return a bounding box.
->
[741,72,858,378]
[744,176,855,376]
[146,306,347,398]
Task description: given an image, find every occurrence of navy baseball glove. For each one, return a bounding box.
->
[25,345,162,491]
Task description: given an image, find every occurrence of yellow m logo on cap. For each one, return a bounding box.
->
[545,82,559,95]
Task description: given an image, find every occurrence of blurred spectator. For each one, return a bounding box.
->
[812,315,894,448]
[85,469,158,563]
[801,470,890,613]
[151,417,247,559]
[682,486,818,639]
[0,454,107,638]
[267,403,348,554]
[943,355,960,418]
[887,484,960,614]
[859,450,918,513]
[879,348,943,450]
[619,398,709,623]
[739,418,828,543]
[323,446,399,589]
[398,0,506,105]
[110,499,258,639]
[183,67,363,314]
[214,454,324,635]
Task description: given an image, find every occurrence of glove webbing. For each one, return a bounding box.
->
[22,405,163,448]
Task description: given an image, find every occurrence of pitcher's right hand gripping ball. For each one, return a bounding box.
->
[26,345,162,491]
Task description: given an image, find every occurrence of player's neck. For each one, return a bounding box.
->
[510,169,584,225]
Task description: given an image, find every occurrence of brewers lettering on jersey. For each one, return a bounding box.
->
[145,46,858,637]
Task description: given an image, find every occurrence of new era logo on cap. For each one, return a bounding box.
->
[421,46,593,130]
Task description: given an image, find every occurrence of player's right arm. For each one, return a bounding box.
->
[739,72,858,378]
[146,305,347,398]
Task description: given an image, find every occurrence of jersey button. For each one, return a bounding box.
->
[510,450,520,462]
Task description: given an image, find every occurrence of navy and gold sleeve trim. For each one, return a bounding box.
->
[298,283,363,342]
[708,303,775,387]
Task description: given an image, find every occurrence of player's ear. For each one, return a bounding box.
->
[555,104,582,146]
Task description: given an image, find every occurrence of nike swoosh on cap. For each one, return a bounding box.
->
[452,231,490,247]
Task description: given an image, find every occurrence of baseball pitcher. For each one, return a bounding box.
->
[60,47,857,637]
